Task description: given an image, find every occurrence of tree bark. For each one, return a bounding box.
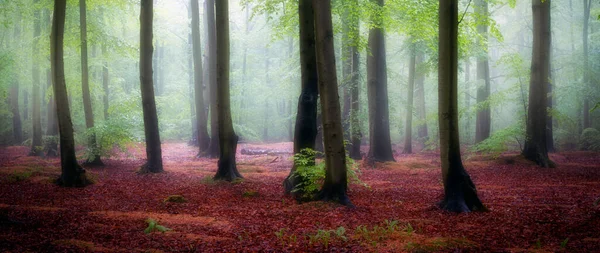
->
[349,22,361,160]
[403,42,416,154]
[366,0,395,163]
[11,18,22,145]
[464,58,471,144]
[582,0,592,129]
[341,9,352,142]
[80,0,103,166]
[522,0,554,168]
[206,0,220,158]
[52,0,91,187]
[46,3,58,157]
[415,51,427,145]
[191,0,210,155]
[213,0,242,181]
[284,0,319,196]
[139,0,164,173]
[438,0,485,212]
[475,0,491,143]
[30,0,43,156]
[313,0,351,206]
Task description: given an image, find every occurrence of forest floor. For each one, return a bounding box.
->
[1,142,599,252]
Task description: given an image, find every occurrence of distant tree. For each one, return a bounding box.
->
[139,0,163,173]
[522,0,554,168]
[206,0,220,158]
[367,0,395,163]
[474,0,491,143]
[29,0,43,157]
[213,0,242,181]
[403,42,416,154]
[191,0,210,156]
[437,0,486,212]
[45,7,58,157]
[415,51,428,145]
[79,0,103,166]
[313,0,352,206]
[100,10,110,121]
[345,0,362,160]
[582,0,592,129]
[284,0,319,196]
[10,15,22,145]
[51,0,90,187]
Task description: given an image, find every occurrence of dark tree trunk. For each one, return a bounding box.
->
[213,0,242,182]
[464,58,471,144]
[313,0,351,207]
[139,0,164,173]
[23,91,29,123]
[366,0,394,163]
[341,10,352,141]
[191,0,210,155]
[403,42,416,154]
[475,0,491,143]
[315,112,324,152]
[80,0,103,166]
[46,66,58,157]
[522,0,554,168]
[349,37,361,159]
[11,18,22,145]
[206,0,220,158]
[582,0,591,129]
[438,0,486,213]
[30,0,43,156]
[415,51,428,144]
[284,0,319,196]
[52,0,91,187]
[547,58,555,152]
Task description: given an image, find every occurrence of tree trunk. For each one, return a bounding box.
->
[213,0,242,181]
[403,42,416,154]
[464,58,471,144]
[30,0,43,156]
[341,10,352,141]
[582,0,592,129]
[80,0,103,166]
[366,0,394,163]
[11,18,22,145]
[284,0,319,196]
[263,45,270,142]
[52,0,91,187]
[139,0,164,173]
[475,0,491,143]
[206,0,220,158]
[415,51,427,144]
[313,0,351,207]
[191,0,210,155]
[547,55,555,152]
[438,0,485,213]
[46,4,58,157]
[523,0,554,168]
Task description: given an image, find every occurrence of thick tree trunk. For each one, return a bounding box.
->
[403,43,416,154]
[191,0,210,155]
[139,0,164,173]
[313,0,351,207]
[284,0,319,197]
[80,0,103,166]
[475,0,491,144]
[582,0,592,129]
[30,0,43,156]
[52,0,90,187]
[366,0,395,163]
[206,0,220,158]
[11,19,22,145]
[213,0,242,182]
[415,52,428,145]
[438,0,485,212]
[523,0,554,168]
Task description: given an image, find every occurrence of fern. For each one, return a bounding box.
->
[144,218,171,234]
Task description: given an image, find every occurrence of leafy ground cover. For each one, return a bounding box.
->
[0,143,599,252]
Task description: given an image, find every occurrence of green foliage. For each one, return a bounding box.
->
[144,218,171,234]
[8,170,34,183]
[242,190,258,198]
[470,123,525,157]
[354,220,413,246]
[306,227,347,248]
[560,238,569,249]
[578,128,600,151]
[163,195,187,203]
[77,118,135,161]
[592,102,600,112]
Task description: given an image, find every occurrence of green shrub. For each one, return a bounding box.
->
[144,218,171,234]
[578,128,600,151]
[470,123,525,157]
[77,118,135,160]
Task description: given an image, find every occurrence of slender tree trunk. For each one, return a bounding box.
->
[438,0,485,212]
[475,0,491,143]
[23,91,29,124]
[191,0,210,155]
[46,3,58,157]
[547,52,555,152]
[415,51,428,144]
[80,0,103,166]
[102,9,110,121]
[206,0,220,158]
[263,46,270,142]
[464,58,471,144]
[139,0,164,173]
[403,42,416,154]
[313,0,351,206]
[213,0,242,181]
[582,0,592,129]
[11,18,22,145]
[341,9,352,141]
[52,0,90,187]
[187,3,197,146]
[284,0,319,196]
[366,0,395,163]
[349,21,361,160]
[522,0,554,168]
[30,0,43,156]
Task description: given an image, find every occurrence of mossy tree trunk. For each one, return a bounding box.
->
[437,0,486,212]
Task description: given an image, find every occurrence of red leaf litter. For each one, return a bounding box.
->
[1,143,599,252]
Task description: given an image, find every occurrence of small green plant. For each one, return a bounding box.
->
[403,223,414,235]
[9,171,33,182]
[243,190,258,198]
[334,226,347,241]
[275,228,287,246]
[384,219,399,232]
[163,195,187,203]
[144,218,171,234]
[535,239,542,249]
[579,128,600,151]
[560,238,569,249]
[200,176,217,185]
[77,118,135,161]
[470,123,525,157]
